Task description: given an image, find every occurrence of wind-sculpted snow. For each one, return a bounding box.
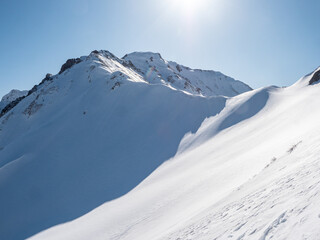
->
[30,67,320,240]
[178,87,274,152]
[0,50,235,240]
[166,138,320,240]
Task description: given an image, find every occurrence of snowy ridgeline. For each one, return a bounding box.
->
[0,50,251,111]
[1,50,320,240]
[122,51,252,97]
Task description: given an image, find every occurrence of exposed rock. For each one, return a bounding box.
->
[59,58,81,74]
[167,75,175,83]
[122,60,144,74]
[45,73,53,80]
[309,69,320,85]
[23,100,43,116]
[0,73,54,118]
[0,96,26,118]
[27,85,38,96]
[39,73,53,85]
[111,82,121,90]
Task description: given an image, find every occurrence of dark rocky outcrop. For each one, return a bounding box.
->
[176,65,182,72]
[39,73,53,85]
[0,73,53,118]
[0,96,26,118]
[1,55,85,119]
[309,69,320,85]
[111,82,121,90]
[27,85,39,97]
[122,60,144,75]
[59,58,81,74]
[44,73,53,81]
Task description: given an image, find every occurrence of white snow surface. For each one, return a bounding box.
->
[2,50,320,240]
[122,52,252,97]
[0,50,250,240]
[0,89,28,112]
[29,66,320,240]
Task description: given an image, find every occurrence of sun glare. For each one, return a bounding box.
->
[163,0,213,44]
[170,0,209,19]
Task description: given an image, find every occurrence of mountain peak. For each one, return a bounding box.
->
[90,49,118,59]
[0,50,252,122]
[121,51,251,97]
[1,89,28,102]
[52,49,252,97]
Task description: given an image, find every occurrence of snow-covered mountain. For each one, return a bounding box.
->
[2,49,320,240]
[0,50,251,240]
[122,52,251,97]
[0,89,28,112]
[29,66,320,240]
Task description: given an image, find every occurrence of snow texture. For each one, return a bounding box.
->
[29,67,320,240]
[3,50,320,240]
[122,52,252,97]
[0,50,250,240]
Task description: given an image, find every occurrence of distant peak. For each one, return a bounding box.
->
[90,50,117,59]
[1,89,28,102]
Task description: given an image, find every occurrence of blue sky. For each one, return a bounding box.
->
[0,0,319,98]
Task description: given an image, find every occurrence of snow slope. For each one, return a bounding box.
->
[0,50,250,240]
[30,67,320,240]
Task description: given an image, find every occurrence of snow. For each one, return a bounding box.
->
[1,50,320,240]
[0,89,28,112]
[0,50,243,240]
[30,67,320,240]
[123,52,252,97]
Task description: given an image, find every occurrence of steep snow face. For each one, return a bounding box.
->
[30,68,320,240]
[0,50,239,240]
[123,52,252,97]
[0,89,28,112]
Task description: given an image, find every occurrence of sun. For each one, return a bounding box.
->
[170,0,209,19]
[161,0,222,45]
[164,0,214,31]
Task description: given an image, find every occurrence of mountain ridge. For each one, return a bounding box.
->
[0,50,251,120]
[2,50,320,240]
[0,49,250,240]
